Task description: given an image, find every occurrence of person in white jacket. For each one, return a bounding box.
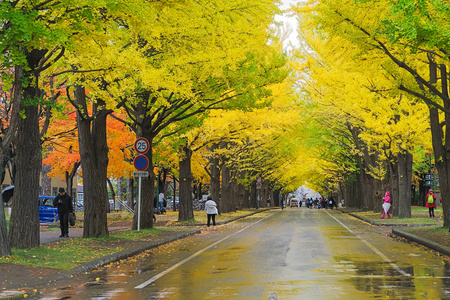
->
[204,195,218,230]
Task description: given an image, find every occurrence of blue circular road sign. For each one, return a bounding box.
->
[134,155,149,171]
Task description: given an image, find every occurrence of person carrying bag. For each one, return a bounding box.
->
[204,196,218,230]
[426,189,436,218]
[53,188,74,238]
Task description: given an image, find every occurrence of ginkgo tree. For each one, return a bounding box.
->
[182,63,301,214]
[0,70,19,256]
[293,0,435,218]
[147,43,292,220]
[45,0,284,233]
[0,0,127,249]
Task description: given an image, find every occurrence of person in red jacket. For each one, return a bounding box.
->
[426,189,436,218]
[381,191,391,219]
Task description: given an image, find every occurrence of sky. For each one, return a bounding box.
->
[274,0,300,50]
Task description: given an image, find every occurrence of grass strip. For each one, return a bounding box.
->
[396,226,450,247]
[354,211,439,224]
[0,227,185,271]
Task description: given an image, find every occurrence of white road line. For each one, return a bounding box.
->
[326,211,410,276]
[135,214,270,289]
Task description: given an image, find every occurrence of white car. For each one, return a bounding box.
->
[290,198,300,207]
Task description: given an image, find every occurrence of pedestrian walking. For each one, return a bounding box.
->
[328,197,336,210]
[281,198,284,210]
[204,195,218,230]
[53,188,73,238]
[381,191,391,219]
[426,189,436,217]
[158,192,165,214]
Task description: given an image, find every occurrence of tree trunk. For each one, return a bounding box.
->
[348,125,366,209]
[9,95,41,248]
[373,179,383,213]
[230,172,237,212]
[0,64,23,255]
[273,189,281,207]
[9,50,45,248]
[230,178,238,211]
[172,175,177,211]
[178,143,194,221]
[198,182,202,201]
[65,161,80,208]
[430,103,450,227]
[250,179,257,208]
[210,143,220,212]
[418,173,427,207]
[221,162,232,213]
[118,177,123,203]
[388,161,399,216]
[397,151,412,218]
[127,177,134,210]
[343,180,357,208]
[0,163,11,256]
[236,172,247,209]
[240,187,250,209]
[262,180,269,207]
[41,164,52,196]
[74,85,109,237]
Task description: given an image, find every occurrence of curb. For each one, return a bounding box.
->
[392,228,450,257]
[67,210,268,274]
[342,211,449,257]
[4,210,269,291]
[69,229,201,274]
[173,208,271,227]
[3,229,201,291]
[347,212,437,227]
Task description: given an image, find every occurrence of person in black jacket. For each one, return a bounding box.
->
[53,188,73,238]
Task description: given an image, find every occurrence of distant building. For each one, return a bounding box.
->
[2,172,78,199]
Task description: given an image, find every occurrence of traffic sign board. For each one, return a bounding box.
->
[256,177,262,189]
[134,138,149,154]
[134,171,149,177]
[134,155,149,171]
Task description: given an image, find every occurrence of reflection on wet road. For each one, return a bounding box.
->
[34,209,450,299]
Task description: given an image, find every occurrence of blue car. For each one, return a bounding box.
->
[39,196,58,223]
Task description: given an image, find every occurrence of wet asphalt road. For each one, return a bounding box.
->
[34,209,450,299]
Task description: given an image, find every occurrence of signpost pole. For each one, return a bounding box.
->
[138,176,142,231]
[134,137,149,232]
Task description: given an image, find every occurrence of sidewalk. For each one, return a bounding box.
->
[340,208,450,257]
[39,226,128,244]
[0,224,201,295]
[0,209,269,296]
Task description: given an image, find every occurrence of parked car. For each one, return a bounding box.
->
[290,198,300,207]
[39,196,58,223]
[75,202,84,212]
[166,197,179,210]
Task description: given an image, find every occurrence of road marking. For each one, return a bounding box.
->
[135,214,270,289]
[325,211,410,276]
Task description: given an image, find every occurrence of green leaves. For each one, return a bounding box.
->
[382,0,450,51]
